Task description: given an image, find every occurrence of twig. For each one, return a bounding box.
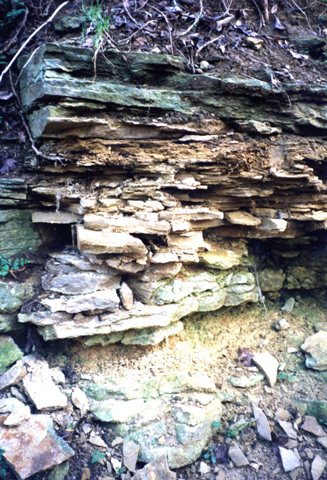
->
[195,35,223,57]
[3,7,29,54]
[9,72,65,164]
[149,5,174,55]
[0,1,69,85]
[123,0,140,27]
[119,19,156,44]
[177,0,203,38]
[262,0,269,23]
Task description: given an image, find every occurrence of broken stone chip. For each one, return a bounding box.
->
[252,352,279,387]
[0,413,74,479]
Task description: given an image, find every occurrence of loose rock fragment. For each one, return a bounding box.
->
[198,461,211,474]
[281,297,295,313]
[0,358,27,391]
[311,455,326,480]
[301,331,327,371]
[279,447,301,472]
[123,439,140,473]
[301,416,326,436]
[228,444,249,467]
[252,352,279,387]
[253,405,272,441]
[273,318,290,331]
[317,437,327,449]
[0,413,74,479]
[133,456,176,480]
[72,386,89,416]
[22,355,67,410]
[119,282,134,311]
[278,420,298,440]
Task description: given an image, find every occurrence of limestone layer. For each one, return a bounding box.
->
[4,44,325,343]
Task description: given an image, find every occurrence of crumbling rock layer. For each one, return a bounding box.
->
[4,44,326,343]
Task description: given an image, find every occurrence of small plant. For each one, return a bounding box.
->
[82,1,110,49]
[90,449,105,464]
[0,255,30,278]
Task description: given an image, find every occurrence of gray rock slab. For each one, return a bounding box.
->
[133,455,176,480]
[123,439,140,473]
[42,271,120,295]
[41,288,120,314]
[253,405,272,441]
[0,358,27,391]
[311,455,326,480]
[317,437,327,449]
[279,447,301,472]
[228,444,249,467]
[0,413,74,479]
[278,420,298,439]
[301,416,326,436]
[22,355,67,410]
[252,352,279,387]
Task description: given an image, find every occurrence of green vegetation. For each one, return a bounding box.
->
[82,1,110,49]
[90,449,105,464]
[0,255,30,278]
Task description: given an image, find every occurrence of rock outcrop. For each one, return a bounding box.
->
[1,43,325,343]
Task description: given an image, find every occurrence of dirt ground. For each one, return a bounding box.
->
[43,292,327,480]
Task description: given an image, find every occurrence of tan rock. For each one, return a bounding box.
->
[0,413,74,479]
[133,455,176,480]
[77,225,148,258]
[301,331,327,371]
[252,352,279,387]
[225,211,261,226]
[83,214,170,235]
[119,282,134,310]
[22,355,67,410]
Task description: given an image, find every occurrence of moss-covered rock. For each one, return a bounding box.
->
[0,336,23,373]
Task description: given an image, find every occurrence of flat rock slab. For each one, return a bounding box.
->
[279,447,301,472]
[301,416,326,436]
[278,420,297,440]
[0,413,74,479]
[301,331,327,371]
[311,455,326,480]
[123,439,140,473]
[228,444,249,467]
[0,336,23,373]
[252,352,279,387]
[0,358,27,391]
[133,455,176,480]
[253,405,272,441]
[22,355,67,410]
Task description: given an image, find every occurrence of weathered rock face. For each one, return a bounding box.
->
[84,373,222,468]
[2,44,325,344]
